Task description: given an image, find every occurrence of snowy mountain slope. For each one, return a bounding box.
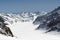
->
[0,11,47,25]
[2,21,60,40]
[33,6,60,33]
[0,10,60,40]
[0,12,40,24]
[33,6,60,25]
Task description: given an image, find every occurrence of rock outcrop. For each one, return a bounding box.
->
[0,16,14,37]
[33,6,60,33]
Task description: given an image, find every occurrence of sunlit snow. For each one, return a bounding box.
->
[0,21,59,40]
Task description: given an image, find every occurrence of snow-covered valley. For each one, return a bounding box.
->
[12,22,60,40]
[0,7,60,40]
[0,21,60,40]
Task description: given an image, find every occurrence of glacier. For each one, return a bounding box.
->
[0,7,60,40]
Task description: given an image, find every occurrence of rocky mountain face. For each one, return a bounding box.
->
[33,7,60,25]
[33,6,60,32]
[0,11,41,37]
[0,16,14,37]
[0,11,47,25]
[0,12,41,24]
[0,6,60,37]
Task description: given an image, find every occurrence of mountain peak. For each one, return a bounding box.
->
[51,6,60,13]
[55,6,60,11]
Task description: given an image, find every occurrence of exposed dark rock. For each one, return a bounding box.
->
[33,6,60,33]
[0,16,5,23]
[0,16,14,37]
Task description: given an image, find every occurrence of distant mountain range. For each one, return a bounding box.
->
[0,11,47,25]
[0,6,60,37]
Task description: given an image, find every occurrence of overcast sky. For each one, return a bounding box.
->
[0,0,60,13]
